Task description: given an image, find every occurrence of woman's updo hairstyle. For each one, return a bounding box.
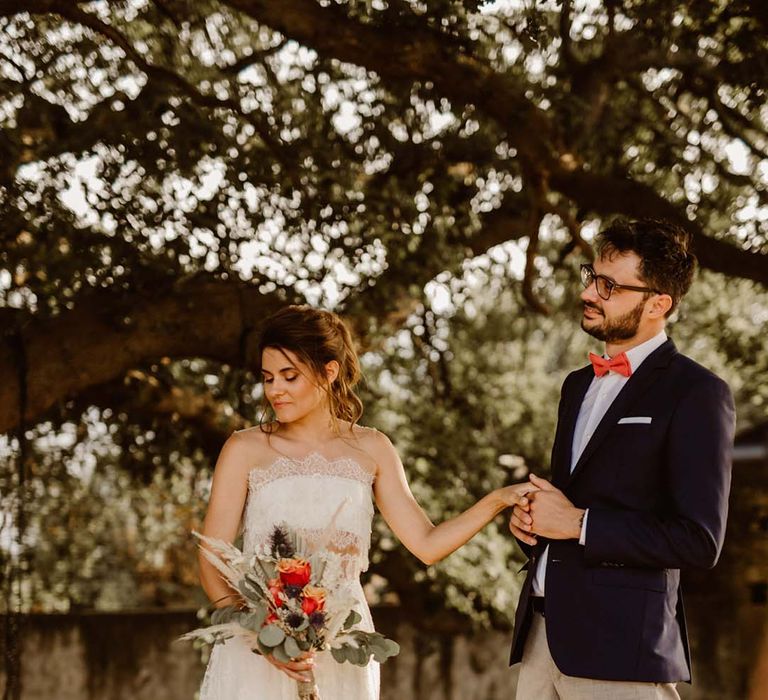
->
[256,305,363,430]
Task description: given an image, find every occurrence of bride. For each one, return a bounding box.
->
[198,305,534,699]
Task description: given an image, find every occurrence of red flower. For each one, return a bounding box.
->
[265,611,278,624]
[278,558,311,587]
[267,578,284,607]
[300,585,326,616]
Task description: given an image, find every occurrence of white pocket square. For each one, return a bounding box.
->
[618,416,652,424]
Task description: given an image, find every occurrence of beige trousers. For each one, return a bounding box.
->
[516,613,681,700]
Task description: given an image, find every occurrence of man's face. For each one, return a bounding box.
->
[580,251,651,343]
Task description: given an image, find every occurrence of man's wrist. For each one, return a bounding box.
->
[573,508,587,540]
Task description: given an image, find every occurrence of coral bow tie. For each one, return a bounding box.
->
[589,352,632,378]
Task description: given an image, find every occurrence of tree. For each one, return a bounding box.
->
[0,0,767,433]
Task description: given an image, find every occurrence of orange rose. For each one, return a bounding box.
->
[267,578,284,607]
[277,558,311,587]
[300,585,326,615]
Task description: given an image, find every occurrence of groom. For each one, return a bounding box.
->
[508,219,735,699]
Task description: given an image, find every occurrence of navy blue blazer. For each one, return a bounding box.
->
[509,338,735,683]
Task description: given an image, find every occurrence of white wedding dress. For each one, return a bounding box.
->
[199,452,380,700]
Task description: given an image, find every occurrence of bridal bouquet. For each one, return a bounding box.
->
[182,517,399,700]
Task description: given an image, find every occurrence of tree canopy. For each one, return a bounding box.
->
[1,0,767,627]
[1,0,767,433]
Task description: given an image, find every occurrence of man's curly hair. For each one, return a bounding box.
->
[596,218,697,316]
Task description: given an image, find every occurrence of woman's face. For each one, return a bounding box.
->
[260,347,331,423]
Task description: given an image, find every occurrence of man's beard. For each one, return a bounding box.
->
[581,298,645,342]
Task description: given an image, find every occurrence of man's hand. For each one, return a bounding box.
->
[508,490,537,546]
[512,474,585,541]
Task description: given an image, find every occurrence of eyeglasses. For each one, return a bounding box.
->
[580,264,658,301]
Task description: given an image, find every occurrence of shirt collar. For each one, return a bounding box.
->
[607,330,668,373]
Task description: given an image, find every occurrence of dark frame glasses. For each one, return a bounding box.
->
[580,264,659,301]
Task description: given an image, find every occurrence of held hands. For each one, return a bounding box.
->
[508,474,585,545]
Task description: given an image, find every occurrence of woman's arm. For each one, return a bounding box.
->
[372,432,534,565]
[199,432,252,608]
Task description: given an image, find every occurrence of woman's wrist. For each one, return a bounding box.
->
[490,488,511,514]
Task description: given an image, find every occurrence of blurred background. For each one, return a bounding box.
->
[0,1,766,698]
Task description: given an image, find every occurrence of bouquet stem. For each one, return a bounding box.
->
[297,669,321,700]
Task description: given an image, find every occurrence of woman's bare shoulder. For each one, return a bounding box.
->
[342,422,382,447]
[342,423,397,474]
[232,424,274,442]
[218,425,276,472]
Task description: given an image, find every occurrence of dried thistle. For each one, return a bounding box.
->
[269,524,295,558]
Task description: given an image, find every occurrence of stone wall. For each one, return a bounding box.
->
[2,608,529,700]
[0,607,706,700]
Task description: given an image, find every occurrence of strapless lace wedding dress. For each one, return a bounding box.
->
[199,452,380,700]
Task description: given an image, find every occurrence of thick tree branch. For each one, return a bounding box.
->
[2,85,174,186]
[550,167,768,284]
[0,279,291,435]
[521,209,550,315]
[8,0,767,287]
[467,197,532,257]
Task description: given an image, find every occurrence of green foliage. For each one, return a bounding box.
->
[0,408,213,613]
[332,630,400,666]
[0,0,766,630]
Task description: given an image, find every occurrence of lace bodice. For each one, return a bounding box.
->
[242,452,376,578]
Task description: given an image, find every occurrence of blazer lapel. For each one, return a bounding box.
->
[567,338,678,484]
[552,367,593,489]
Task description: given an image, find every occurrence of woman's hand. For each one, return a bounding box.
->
[496,482,538,508]
[263,650,316,682]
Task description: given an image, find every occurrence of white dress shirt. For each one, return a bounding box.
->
[530,330,668,597]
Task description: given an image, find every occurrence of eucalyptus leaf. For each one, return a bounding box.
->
[239,580,263,604]
[240,608,267,632]
[258,625,286,647]
[210,606,237,626]
[246,572,268,591]
[271,644,290,664]
[284,636,302,659]
[257,561,276,580]
[342,610,361,630]
[348,645,368,666]
[381,639,400,657]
